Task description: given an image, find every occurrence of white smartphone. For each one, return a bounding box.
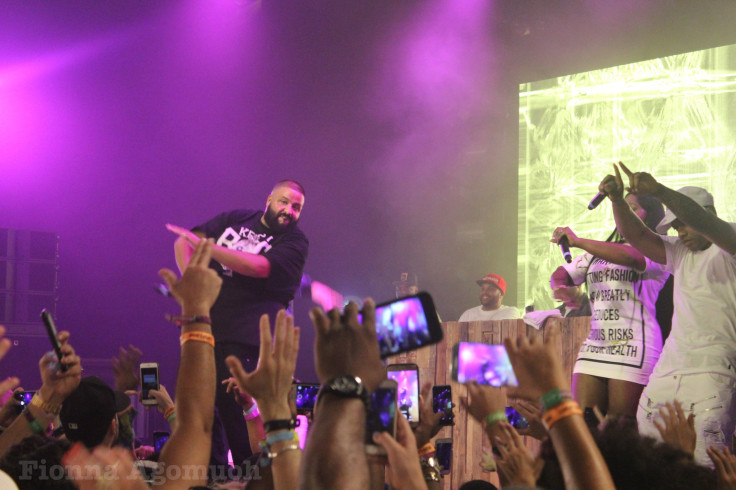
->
[140,362,159,406]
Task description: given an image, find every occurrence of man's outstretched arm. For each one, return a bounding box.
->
[169,224,271,278]
[620,164,736,256]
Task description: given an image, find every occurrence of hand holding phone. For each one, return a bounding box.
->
[365,379,398,456]
[432,385,454,426]
[374,292,443,359]
[295,383,320,415]
[452,342,518,387]
[13,391,35,415]
[140,363,159,406]
[40,309,68,372]
[387,364,420,427]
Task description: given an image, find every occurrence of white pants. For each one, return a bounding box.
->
[637,371,736,468]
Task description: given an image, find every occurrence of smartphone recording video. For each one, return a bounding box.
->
[506,406,529,429]
[432,385,454,426]
[140,363,159,406]
[387,364,419,427]
[365,379,398,456]
[374,292,443,359]
[13,391,35,415]
[295,383,320,415]
[451,342,518,387]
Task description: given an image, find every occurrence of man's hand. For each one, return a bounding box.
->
[38,331,82,406]
[222,377,256,410]
[310,299,386,393]
[112,345,142,392]
[510,399,547,440]
[372,414,426,490]
[618,162,662,196]
[503,326,569,401]
[226,310,298,422]
[462,382,508,443]
[653,400,696,457]
[159,238,222,314]
[413,382,444,449]
[166,223,202,248]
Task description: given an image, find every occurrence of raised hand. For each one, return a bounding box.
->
[165,223,202,248]
[226,310,299,422]
[159,238,222,313]
[653,400,696,456]
[495,422,542,487]
[310,299,386,393]
[372,413,426,490]
[38,331,82,406]
[707,446,736,490]
[111,344,142,391]
[503,326,569,401]
[617,162,661,196]
[413,382,444,449]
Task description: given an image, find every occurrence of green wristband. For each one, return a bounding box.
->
[484,410,507,427]
[540,388,573,412]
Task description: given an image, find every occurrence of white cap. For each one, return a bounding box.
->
[655,186,714,234]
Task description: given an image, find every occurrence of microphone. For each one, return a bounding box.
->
[559,236,572,263]
[588,192,607,210]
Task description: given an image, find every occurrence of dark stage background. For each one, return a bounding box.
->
[2,0,736,389]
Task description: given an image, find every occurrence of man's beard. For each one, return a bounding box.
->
[263,205,298,233]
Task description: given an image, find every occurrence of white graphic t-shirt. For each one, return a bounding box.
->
[563,251,669,384]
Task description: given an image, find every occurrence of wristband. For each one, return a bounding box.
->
[263,419,296,433]
[265,430,297,446]
[484,410,507,427]
[23,409,45,435]
[243,403,260,420]
[540,388,573,412]
[30,393,61,416]
[180,331,215,347]
[166,314,212,326]
[542,400,582,430]
[166,412,177,424]
[163,406,176,419]
[418,443,436,457]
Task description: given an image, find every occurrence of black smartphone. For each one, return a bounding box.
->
[387,363,419,427]
[13,391,35,415]
[295,383,320,415]
[451,342,518,387]
[373,291,443,359]
[364,379,398,456]
[435,438,452,475]
[40,309,68,373]
[432,385,454,426]
[140,363,159,406]
[153,431,170,453]
[506,406,529,430]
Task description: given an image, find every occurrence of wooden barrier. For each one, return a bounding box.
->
[387,316,590,489]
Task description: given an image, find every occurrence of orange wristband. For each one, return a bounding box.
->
[180,331,215,347]
[542,400,582,430]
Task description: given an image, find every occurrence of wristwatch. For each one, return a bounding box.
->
[318,375,370,407]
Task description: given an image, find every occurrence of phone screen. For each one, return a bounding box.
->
[153,432,170,453]
[506,406,529,429]
[432,385,453,426]
[373,292,442,358]
[387,367,419,424]
[453,342,518,387]
[296,383,320,414]
[435,439,452,474]
[141,367,159,400]
[365,384,397,447]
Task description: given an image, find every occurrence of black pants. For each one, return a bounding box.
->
[210,341,260,469]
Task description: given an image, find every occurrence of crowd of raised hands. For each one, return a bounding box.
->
[1,239,736,489]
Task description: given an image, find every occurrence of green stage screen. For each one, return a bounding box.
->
[518,44,736,310]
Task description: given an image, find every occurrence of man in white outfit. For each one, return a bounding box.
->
[601,162,736,468]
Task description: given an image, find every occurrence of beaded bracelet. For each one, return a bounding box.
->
[180,331,215,347]
[542,400,582,430]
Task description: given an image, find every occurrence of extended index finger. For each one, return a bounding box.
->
[617,161,634,178]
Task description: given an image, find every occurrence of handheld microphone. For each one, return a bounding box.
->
[559,236,572,263]
[588,192,607,210]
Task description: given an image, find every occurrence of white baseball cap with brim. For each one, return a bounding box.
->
[655,186,714,234]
